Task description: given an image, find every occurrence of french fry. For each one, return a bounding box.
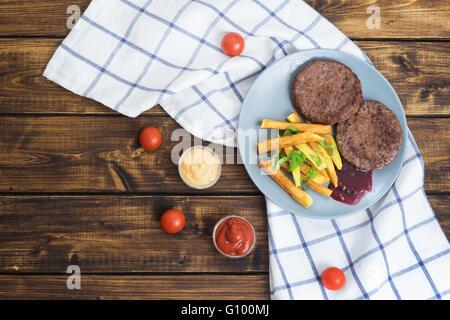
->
[310,142,338,187]
[279,161,290,172]
[317,168,330,184]
[280,163,332,197]
[284,145,294,155]
[260,119,332,135]
[282,163,329,185]
[307,141,329,170]
[286,112,303,124]
[284,146,301,187]
[324,156,338,187]
[259,161,313,207]
[295,144,327,171]
[323,135,343,170]
[286,112,301,123]
[307,180,333,197]
[257,132,324,154]
[292,167,302,187]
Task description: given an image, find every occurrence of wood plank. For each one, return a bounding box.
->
[0,1,448,39]
[0,274,269,299]
[0,116,256,193]
[0,195,447,273]
[360,41,450,116]
[0,116,447,193]
[433,195,450,239]
[0,39,448,116]
[308,0,450,40]
[0,0,91,37]
[409,118,450,194]
[0,195,268,273]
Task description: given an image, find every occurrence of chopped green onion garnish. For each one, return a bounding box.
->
[310,154,322,166]
[313,147,328,156]
[299,168,318,190]
[270,149,307,171]
[318,140,337,156]
[281,126,301,136]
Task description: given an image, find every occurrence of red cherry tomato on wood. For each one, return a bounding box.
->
[321,267,346,290]
[221,32,245,57]
[139,126,162,151]
[161,209,185,234]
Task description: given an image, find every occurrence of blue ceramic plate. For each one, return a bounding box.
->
[237,49,407,219]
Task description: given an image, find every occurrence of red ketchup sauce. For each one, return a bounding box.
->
[329,160,372,205]
[214,217,255,257]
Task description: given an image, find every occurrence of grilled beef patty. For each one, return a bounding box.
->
[336,100,403,170]
[291,59,362,124]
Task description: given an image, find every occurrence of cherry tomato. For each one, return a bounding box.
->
[321,267,346,290]
[139,126,162,151]
[221,32,245,57]
[161,209,185,234]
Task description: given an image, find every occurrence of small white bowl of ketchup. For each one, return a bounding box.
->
[178,146,222,189]
[212,215,256,258]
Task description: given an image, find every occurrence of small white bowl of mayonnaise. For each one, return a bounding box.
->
[178,146,222,189]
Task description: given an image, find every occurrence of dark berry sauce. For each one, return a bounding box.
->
[329,160,372,205]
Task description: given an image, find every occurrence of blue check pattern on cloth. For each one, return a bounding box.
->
[44,0,449,299]
[267,132,450,300]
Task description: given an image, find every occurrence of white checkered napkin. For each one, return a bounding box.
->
[43,0,368,147]
[267,131,450,300]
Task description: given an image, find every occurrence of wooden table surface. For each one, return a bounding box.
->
[0,0,448,299]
